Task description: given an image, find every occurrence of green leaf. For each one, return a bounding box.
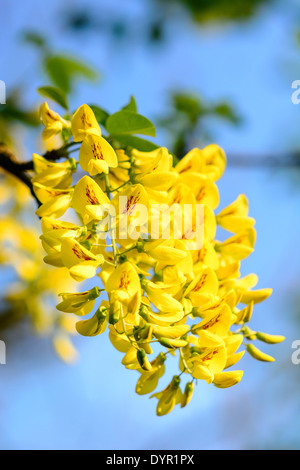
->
[297,30,300,48]
[213,103,240,124]
[88,105,110,126]
[0,104,40,127]
[112,135,159,152]
[172,93,204,124]
[37,86,69,110]
[122,96,137,113]
[106,111,156,137]
[23,31,47,49]
[44,55,99,94]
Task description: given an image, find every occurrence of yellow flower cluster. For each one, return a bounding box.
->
[0,173,79,363]
[33,102,284,416]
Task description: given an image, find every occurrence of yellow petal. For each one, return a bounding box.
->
[246,344,275,362]
[193,304,232,338]
[71,175,110,224]
[53,334,78,364]
[71,104,101,142]
[76,313,107,337]
[106,262,140,301]
[213,371,243,388]
[240,288,273,305]
[79,134,118,175]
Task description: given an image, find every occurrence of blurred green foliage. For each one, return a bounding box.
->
[38,86,69,110]
[63,0,275,46]
[156,0,273,22]
[158,91,240,156]
[44,55,98,95]
[0,33,100,144]
[0,90,40,146]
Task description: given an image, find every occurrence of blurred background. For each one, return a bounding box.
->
[0,0,300,450]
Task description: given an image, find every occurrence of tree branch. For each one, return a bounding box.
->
[227,152,300,168]
[0,145,41,205]
[0,145,71,207]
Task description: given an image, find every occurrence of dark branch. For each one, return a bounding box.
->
[13,148,71,172]
[227,152,300,168]
[0,144,71,207]
[0,145,41,205]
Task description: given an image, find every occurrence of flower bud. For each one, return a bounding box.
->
[181,382,194,408]
[213,371,243,388]
[136,240,145,253]
[246,344,275,362]
[256,332,285,344]
[80,240,92,251]
[96,305,108,321]
[139,304,149,321]
[158,337,188,349]
[137,349,152,371]
[109,301,121,325]
[243,326,257,341]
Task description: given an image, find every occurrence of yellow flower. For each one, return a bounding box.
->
[191,342,227,383]
[192,304,232,338]
[255,331,285,344]
[201,144,226,181]
[53,333,78,365]
[246,344,275,362]
[33,182,74,205]
[143,280,184,314]
[71,104,101,142]
[60,238,104,282]
[29,99,283,415]
[176,145,226,181]
[79,134,118,175]
[213,371,243,388]
[71,175,110,224]
[151,376,182,416]
[184,267,219,307]
[56,287,101,315]
[181,382,194,408]
[40,102,70,141]
[144,241,187,271]
[134,148,179,191]
[32,153,76,188]
[175,148,204,175]
[217,195,255,233]
[76,306,107,337]
[136,353,166,395]
[215,228,256,261]
[239,288,273,305]
[224,334,244,369]
[178,173,220,209]
[105,261,141,305]
[36,193,73,219]
[153,324,190,340]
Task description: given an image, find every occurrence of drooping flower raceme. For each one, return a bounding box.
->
[33,102,284,416]
[0,174,79,364]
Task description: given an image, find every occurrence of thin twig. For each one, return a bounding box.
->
[0,145,40,205]
[0,144,73,206]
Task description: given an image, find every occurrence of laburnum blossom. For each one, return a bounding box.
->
[40,102,70,141]
[32,102,285,416]
[0,176,81,364]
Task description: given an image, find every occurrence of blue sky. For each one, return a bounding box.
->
[0,0,299,450]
